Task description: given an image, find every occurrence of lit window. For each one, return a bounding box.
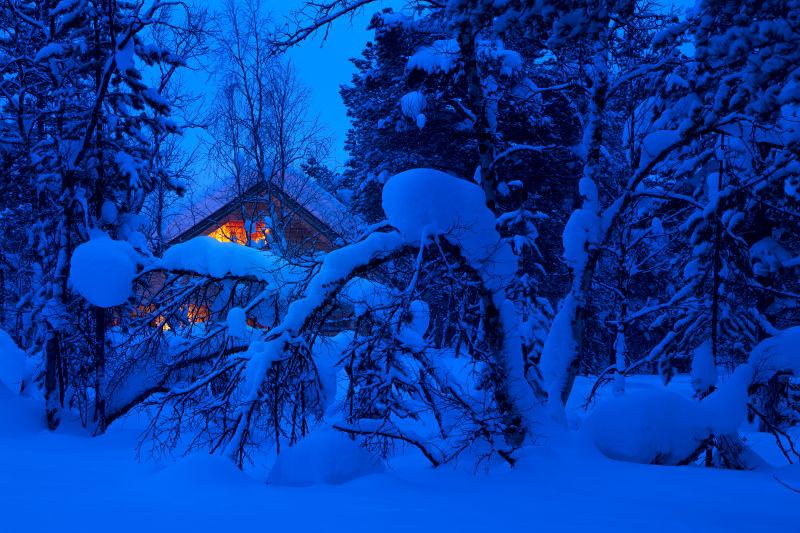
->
[207,221,269,244]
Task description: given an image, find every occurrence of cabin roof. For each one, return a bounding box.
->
[165,171,358,245]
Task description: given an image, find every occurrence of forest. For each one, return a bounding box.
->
[0,0,799,530]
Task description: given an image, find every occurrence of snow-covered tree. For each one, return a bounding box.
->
[0,0,196,430]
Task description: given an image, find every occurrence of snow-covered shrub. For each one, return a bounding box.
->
[589,388,710,465]
[591,327,800,467]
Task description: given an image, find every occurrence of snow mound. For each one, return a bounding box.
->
[382,168,515,283]
[591,329,800,466]
[0,376,41,435]
[69,236,137,307]
[701,364,753,435]
[589,389,710,465]
[268,429,385,487]
[0,329,26,392]
[155,237,287,283]
[226,307,248,339]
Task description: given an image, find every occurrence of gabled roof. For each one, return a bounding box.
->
[166,171,359,245]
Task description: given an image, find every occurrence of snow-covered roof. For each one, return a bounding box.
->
[165,170,358,244]
[279,171,360,239]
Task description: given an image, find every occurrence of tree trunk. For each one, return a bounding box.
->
[541,38,609,408]
[93,306,107,434]
[710,152,724,371]
[45,332,61,429]
[457,28,497,211]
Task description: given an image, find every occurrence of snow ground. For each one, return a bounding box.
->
[0,377,798,532]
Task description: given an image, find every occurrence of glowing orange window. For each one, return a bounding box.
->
[208,220,269,244]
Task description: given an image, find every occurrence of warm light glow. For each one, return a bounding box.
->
[133,304,171,330]
[187,303,210,323]
[154,315,171,331]
[207,220,269,245]
[133,304,156,317]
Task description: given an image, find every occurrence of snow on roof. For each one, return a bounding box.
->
[165,170,359,244]
[279,170,361,239]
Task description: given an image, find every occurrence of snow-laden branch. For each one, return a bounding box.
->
[219,168,544,463]
[223,230,410,461]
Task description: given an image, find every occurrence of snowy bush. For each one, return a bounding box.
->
[748,327,800,382]
[589,389,710,465]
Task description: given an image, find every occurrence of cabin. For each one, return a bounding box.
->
[137,172,355,331]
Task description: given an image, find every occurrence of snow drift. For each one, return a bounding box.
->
[267,429,385,487]
[589,388,710,465]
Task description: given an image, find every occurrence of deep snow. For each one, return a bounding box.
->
[0,376,797,532]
